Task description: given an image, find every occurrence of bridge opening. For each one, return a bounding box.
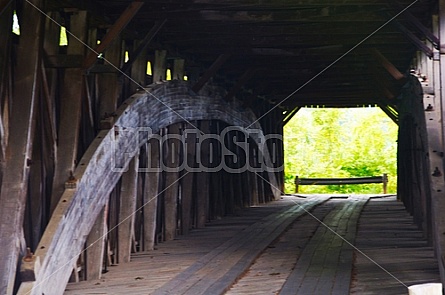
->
[283,107,398,194]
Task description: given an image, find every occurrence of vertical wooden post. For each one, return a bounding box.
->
[172,59,185,80]
[0,1,43,292]
[382,173,388,194]
[97,35,122,117]
[295,176,299,193]
[196,120,210,227]
[143,139,160,250]
[86,208,106,280]
[163,123,181,241]
[129,40,148,94]
[432,0,445,285]
[50,11,88,213]
[181,123,196,234]
[118,155,139,263]
[153,50,167,82]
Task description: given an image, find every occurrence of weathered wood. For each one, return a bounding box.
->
[0,1,43,292]
[50,11,88,213]
[153,50,167,82]
[118,155,139,263]
[153,196,329,295]
[163,123,181,241]
[86,207,106,280]
[143,139,160,251]
[82,1,144,69]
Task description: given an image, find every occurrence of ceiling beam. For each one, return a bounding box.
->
[192,53,231,92]
[83,1,144,69]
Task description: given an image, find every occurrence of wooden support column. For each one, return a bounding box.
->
[86,208,106,280]
[196,121,210,227]
[50,11,88,213]
[153,50,167,83]
[0,0,12,161]
[143,139,160,250]
[118,155,139,263]
[163,123,181,241]
[129,40,148,94]
[0,1,43,293]
[181,123,196,235]
[97,36,122,117]
[433,0,445,285]
[172,59,185,81]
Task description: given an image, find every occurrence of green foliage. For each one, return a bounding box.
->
[284,107,398,194]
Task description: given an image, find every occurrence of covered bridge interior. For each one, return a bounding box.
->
[0,0,444,294]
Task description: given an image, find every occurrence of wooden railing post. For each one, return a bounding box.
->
[383,173,388,194]
[295,176,299,193]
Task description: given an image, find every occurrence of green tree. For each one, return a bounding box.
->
[284,107,397,194]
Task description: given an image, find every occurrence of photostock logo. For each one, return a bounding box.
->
[111,126,284,173]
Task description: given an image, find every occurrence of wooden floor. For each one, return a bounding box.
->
[64,195,440,295]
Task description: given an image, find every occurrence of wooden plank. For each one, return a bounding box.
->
[118,155,139,263]
[82,1,144,69]
[153,196,329,295]
[0,1,43,292]
[50,11,88,213]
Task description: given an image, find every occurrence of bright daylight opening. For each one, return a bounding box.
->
[284,107,398,194]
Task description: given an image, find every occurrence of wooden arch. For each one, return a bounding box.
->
[23,80,281,294]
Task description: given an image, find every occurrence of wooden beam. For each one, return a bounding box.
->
[192,54,231,93]
[370,48,406,81]
[0,0,43,293]
[224,68,256,101]
[120,20,167,75]
[50,11,88,214]
[82,1,144,69]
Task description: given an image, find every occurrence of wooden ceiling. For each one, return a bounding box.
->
[55,0,436,111]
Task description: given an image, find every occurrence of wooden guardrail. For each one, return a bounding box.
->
[295,174,388,194]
